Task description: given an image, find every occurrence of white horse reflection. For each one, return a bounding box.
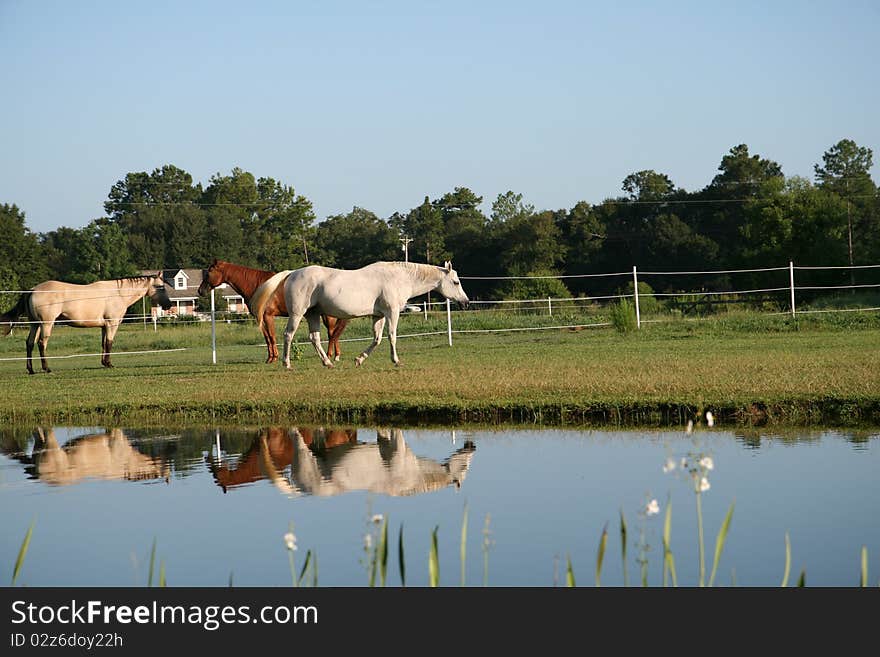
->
[208,427,475,497]
[290,427,475,497]
[30,428,169,486]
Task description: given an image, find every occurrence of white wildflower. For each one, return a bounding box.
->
[646,499,660,516]
[680,457,688,470]
[663,458,676,473]
[686,420,694,434]
[699,456,714,471]
[283,531,297,551]
[364,534,372,550]
[705,411,715,427]
[699,477,711,492]
[371,514,384,524]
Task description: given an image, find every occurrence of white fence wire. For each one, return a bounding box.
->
[1,261,878,364]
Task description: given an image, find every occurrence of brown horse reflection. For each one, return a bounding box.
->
[207,427,475,497]
[26,428,170,486]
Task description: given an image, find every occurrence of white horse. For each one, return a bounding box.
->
[250,261,470,368]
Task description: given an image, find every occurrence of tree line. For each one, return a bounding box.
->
[1,138,877,306]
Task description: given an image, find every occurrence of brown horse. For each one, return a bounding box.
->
[197,259,348,364]
[0,274,172,374]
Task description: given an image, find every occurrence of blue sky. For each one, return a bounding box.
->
[1,0,878,233]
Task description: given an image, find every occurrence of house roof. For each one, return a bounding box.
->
[139,268,244,302]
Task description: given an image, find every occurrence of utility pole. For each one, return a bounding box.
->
[399,235,413,262]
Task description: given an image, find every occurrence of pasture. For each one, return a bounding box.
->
[1,308,879,426]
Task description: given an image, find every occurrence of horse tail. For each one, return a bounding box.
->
[0,293,31,336]
[250,270,292,330]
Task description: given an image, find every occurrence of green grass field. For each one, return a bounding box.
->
[2,308,880,426]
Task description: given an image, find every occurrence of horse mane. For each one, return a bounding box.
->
[383,261,444,284]
[114,276,154,288]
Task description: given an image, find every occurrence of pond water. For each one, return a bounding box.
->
[1,424,878,587]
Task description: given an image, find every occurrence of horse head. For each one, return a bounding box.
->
[198,259,223,296]
[437,261,470,309]
[149,272,173,310]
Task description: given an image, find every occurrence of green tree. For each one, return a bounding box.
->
[814,138,877,266]
[0,203,48,290]
[105,165,203,268]
[397,196,446,264]
[253,177,316,270]
[695,144,784,268]
[315,207,399,269]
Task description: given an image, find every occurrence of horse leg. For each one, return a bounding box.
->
[263,314,277,364]
[330,318,348,362]
[282,313,304,370]
[101,325,110,367]
[307,311,334,368]
[103,320,121,368]
[25,323,39,375]
[321,315,336,361]
[387,308,401,366]
[38,322,53,373]
[355,315,385,366]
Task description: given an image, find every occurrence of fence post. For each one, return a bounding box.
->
[632,266,641,329]
[446,298,453,346]
[789,261,796,318]
[211,288,217,364]
[548,297,552,316]
[424,301,428,320]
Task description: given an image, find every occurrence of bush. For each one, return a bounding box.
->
[610,298,638,334]
[496,271,572,301]
[620,281,661,315]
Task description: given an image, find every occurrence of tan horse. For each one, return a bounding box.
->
[0,274,172,374]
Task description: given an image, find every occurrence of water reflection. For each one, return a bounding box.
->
[18,428,170,485]
[208,427,476,497]
[0,426,475,497]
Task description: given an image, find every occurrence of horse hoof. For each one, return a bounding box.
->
[355,357,364,367]
[44,368,52,374]
[334,355,340,362]
[27,370,35,375]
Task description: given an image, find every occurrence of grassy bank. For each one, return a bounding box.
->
[2,311,880,426]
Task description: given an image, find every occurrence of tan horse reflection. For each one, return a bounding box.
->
[208,427,476,497]
[31,428,169,486]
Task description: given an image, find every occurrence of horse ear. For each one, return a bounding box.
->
[444,261,452,272]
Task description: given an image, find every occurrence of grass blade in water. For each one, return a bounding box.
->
[708,501,735,587]
[566,554,576,587]
[596,523,608,587]
[159,560,166,588]
[148,537,156,588]
[860,546,867,588]
[429,526,439,587]
[663,500,677,587]
[398,524,406,587]
[797,569,806,587]
[379,518,388,587]
[11,521,34,587]
[619,509,628,588]
[298,550,312,587]
[781,533,791,588]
